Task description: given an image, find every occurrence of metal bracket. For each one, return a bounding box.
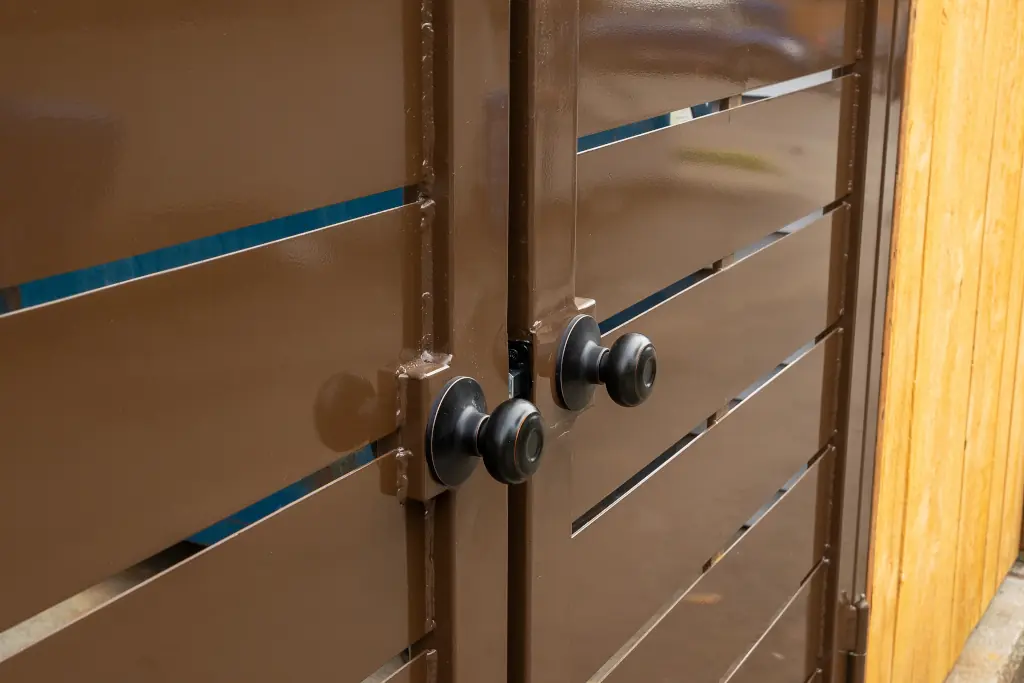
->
[378,358,453,503]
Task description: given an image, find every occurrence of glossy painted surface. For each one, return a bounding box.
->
[508,0,580,333]
[507,2,581,682]
[509,0,871,676]
[1,1,515,680]
[0,0,893,678]
[0,1,512,681]
[504,0,890,678]
[427,1,512,682]
[0,205,416,633]
[604,457,831,683]
[578,76,855,318]
[0,454,428,682]
[579,0,858,135]
[572,207,847,519]
[572,337,838,680]
[0,0,420,287]
[726,572,825,683]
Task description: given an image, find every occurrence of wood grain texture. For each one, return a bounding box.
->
[997,165,1024,575]
[864,0,940,680]
[892,0,991,674]
[867,0,1024,680]
[979,1,1024,612]
[949,0,1018,657]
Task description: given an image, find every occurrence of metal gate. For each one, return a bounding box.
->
[0,0,906,681]
[507,0,907,682]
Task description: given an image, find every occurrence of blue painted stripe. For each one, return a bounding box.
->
[189,445,377,546]
[599,270,710,334]
[16,187,405,308]
[690,102,715,118]
[578,114,672,152]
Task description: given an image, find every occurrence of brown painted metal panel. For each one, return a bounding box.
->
[572,206,847,519]
[0,0,420,287]
[0,205,416,632]
[0,454,427,683]
[510,0,883,681]
[578,76,855,318]
[1,1,514,681]
[572,335,839,681]
[601,454,832,683]
[578,0,858,135]
[726,574,825,683]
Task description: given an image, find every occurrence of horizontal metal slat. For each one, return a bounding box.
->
[572,206,847,519]
[725,573,825,683]
[571,335,839,682]
[0,205,416,632]
[599,453,834,683]
[578,76,855,318]
[379,651,433,683]
[0,0,419,286]
[578,0,857,135]
[0,453,427,682]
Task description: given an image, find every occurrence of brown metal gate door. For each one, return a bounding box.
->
[506,0,888,681]
[0,2,511,682]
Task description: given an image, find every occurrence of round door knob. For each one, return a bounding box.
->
[555,314,658,411]
[426,376,546,487]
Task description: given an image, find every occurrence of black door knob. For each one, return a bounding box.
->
[425,376,546,487]
[555,314,658,411]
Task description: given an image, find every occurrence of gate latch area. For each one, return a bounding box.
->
[508,339,532,399]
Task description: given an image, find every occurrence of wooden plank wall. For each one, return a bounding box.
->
[866,0,1024,680]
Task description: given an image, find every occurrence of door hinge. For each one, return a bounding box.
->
[508,339,533,399]
[845,596,870,683]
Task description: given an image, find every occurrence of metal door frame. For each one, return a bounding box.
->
[506,1,581,680]
[394,0,516,680]
[829,0,911,678]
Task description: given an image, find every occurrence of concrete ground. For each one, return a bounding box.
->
[946,563,1024,683]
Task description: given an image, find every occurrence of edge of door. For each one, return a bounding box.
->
[506,2,582,683]
[827,0,912,678]
[427,0,513,681]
